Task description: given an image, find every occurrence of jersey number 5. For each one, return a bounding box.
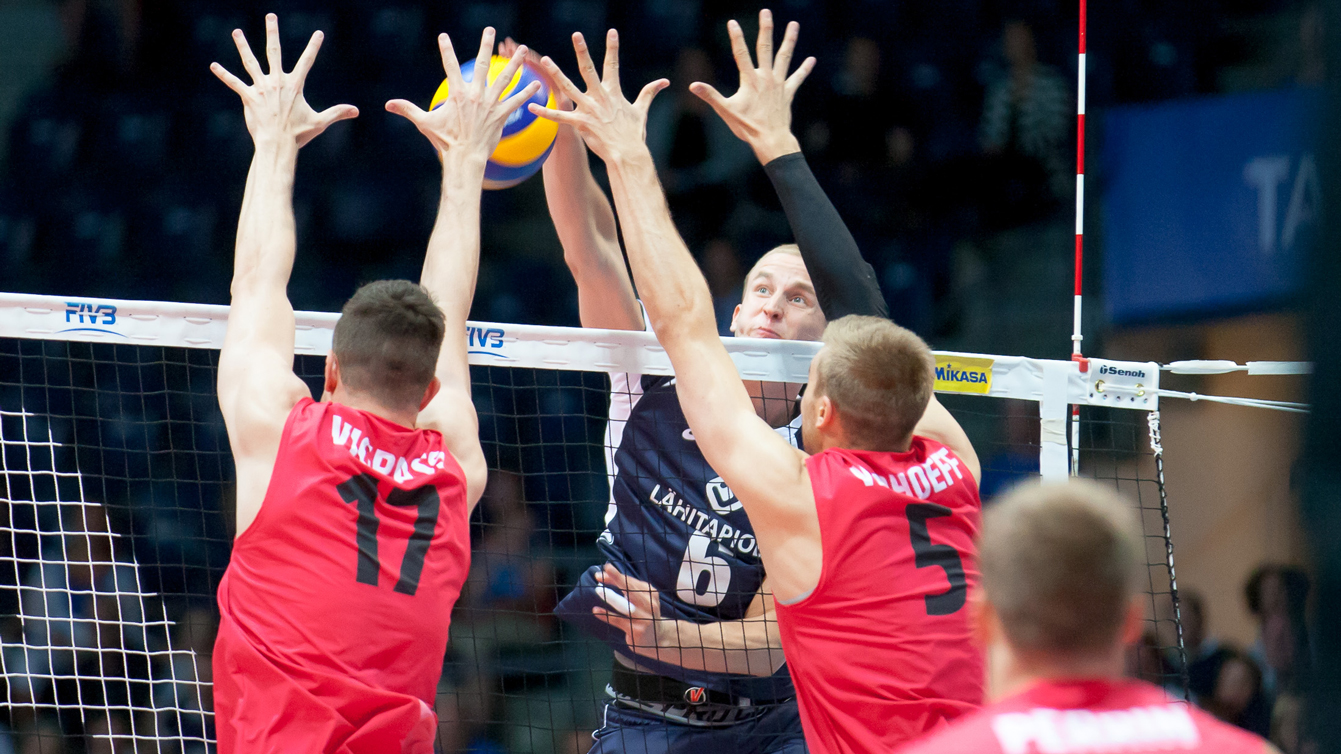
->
[907,503,968,615]
[337,473,440,596]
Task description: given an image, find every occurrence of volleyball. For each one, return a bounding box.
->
[431,55,558,190]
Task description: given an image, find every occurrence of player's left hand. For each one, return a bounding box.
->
[527,30,669,163]
[689,9,816,165]
[210,13,359,150]
[386,29,541,163]
[592,563,667,657]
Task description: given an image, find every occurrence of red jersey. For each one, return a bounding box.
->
[894,678,1271,754]
[213,398,471,753]
[773,439,984,754]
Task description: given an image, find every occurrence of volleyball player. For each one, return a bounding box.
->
[895,480,1278,754]
[532,25,984,754]
[208,17,538,752]
[532,12,895,752]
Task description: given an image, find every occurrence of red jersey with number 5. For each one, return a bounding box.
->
[774,439,985,754]
[213,398,470,754]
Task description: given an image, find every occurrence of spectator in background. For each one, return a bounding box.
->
[1244,564,1312,700]
[1179,590,1234,704]
[825,37,898,170]
[16,718,66,754]
[1295,4,1325,86]
[979,20,1070,229]
[1201,648,1271,738]
[646,47,755,246]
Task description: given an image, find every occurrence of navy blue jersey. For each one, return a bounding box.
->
[555,371,800,700]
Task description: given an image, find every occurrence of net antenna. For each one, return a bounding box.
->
[1071,0,1089,476]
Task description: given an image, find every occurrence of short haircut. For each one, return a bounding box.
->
[741,244,803,299]
[981,480,1145,657]
[813,315,934,449]
[332,280,446,411]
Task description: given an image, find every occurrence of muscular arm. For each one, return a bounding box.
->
[543,124,643,330]
[388,32,541,510]
[532,30,822,604]
[211,16,356,536]
[656,590,785,676]
[594,565,786,677]
[689,10,887,321]
[765,153,887,319]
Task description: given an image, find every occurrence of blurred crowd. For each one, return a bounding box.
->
[0,0,1327,751]
[0,0,1326,354]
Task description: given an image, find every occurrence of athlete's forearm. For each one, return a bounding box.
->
[230,143,300,300]
[604,148,716,343]
[764,152,887,320]
[543,128,642,330]
[421,154,488,326]
[656,615,786,677]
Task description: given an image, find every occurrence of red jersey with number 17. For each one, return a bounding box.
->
[213,398,470,754]
[774,439,985,754]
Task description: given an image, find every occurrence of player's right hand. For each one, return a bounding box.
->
[385,29,541,164]
[592,563,667,659]
[210,14,358,150]
[689,9,816,165]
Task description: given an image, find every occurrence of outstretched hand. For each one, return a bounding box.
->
[592,563,666,657]
[689,9,815,164]
[386,28,541,164]
[498,37,572,111]
[210,14,358,149]
[527,30,669,163]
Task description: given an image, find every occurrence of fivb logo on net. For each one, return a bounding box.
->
[61,301,123,337]
[466,325,505,357]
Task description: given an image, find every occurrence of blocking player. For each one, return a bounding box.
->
[209,16,538,752]
[895,480,1279,754]
[532,25,984,754]
[531,11,896,750]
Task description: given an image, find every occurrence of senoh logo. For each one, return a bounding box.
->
[60,302,123,337]
[1098,364,1147,379]
[934,355,993,395]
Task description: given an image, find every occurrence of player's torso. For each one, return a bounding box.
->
[776,440,985,750]
[218,398,470,700]
[904,679,1271,754]
[601,373,798,624]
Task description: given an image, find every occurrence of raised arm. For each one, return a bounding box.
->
[386,31,541,510]
[592,565,786,676]
[211,14,357,536]
[531,32,821,603]
[690,10,887,321]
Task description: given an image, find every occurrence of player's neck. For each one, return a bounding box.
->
[326,388,419,430]
[987,641,1128,702]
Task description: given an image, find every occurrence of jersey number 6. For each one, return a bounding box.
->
[337,473,440,596]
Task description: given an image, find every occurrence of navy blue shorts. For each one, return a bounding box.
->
[588,699,808,754]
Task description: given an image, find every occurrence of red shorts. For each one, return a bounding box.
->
[212,618,437,754]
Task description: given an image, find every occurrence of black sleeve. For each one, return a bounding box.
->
[764,152,889,321]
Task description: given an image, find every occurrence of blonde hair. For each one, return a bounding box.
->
[981,480,1145,656]
[740,244,803,299]
[813,315,934,449]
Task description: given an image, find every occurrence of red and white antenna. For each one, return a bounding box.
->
[1071,0,1089,475]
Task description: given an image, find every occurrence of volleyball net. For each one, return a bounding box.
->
[0,291,1191,751]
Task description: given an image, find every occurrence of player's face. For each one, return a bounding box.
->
[730,253,826,342]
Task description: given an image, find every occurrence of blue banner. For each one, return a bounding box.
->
[1102,88,1321,323]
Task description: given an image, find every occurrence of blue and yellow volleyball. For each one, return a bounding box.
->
[431,56,558,190]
